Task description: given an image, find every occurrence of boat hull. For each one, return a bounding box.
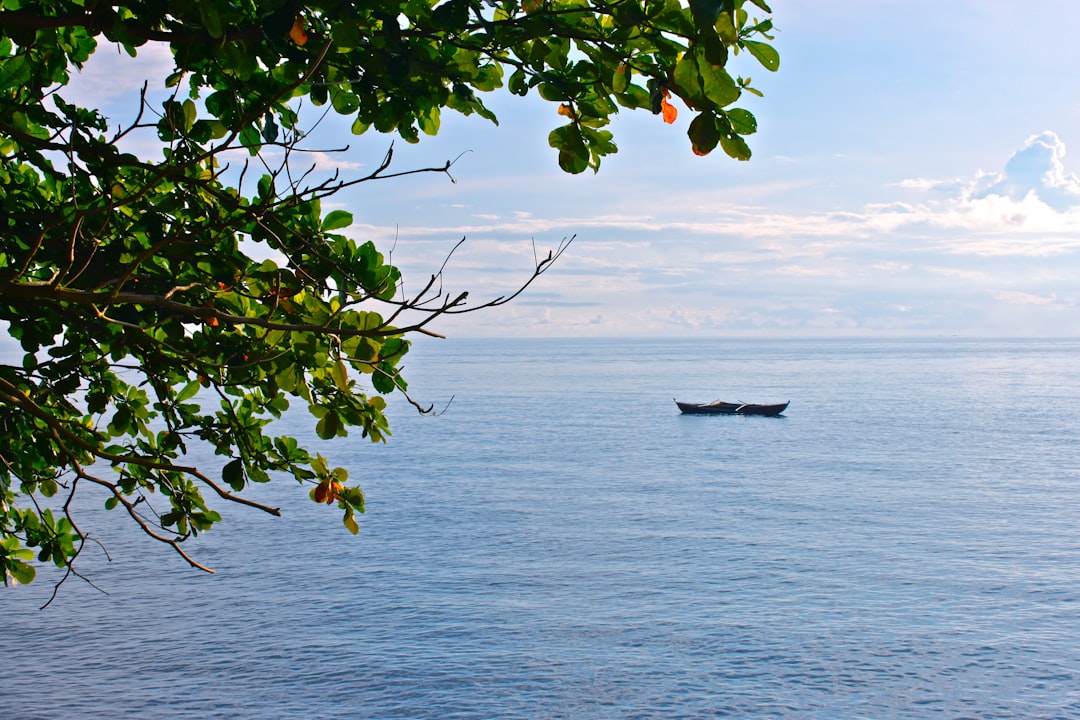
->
[675,400,789,417]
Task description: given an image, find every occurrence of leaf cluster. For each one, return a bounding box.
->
[0,0,775,595]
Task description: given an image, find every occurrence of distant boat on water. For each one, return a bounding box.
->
[674,399,789,416]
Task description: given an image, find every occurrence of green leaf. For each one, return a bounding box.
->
[688,112,721,156]
[702,33,729,68]
[418,106,440,136]
[612,63,630,94]
[432,0,469,28]
[177,380,201,402]
[372,369,396,394]
[719,131,752,160]
[549,124,590,174]
[689,0,725,28]
[330,20,361,50]
[182,100,197,132]
[351,117,370,135]
[0,56,32,93]
[222,459,245,491]
[331,88,361,115]
[316,412,340,439]
[715,11,738,44]
[697,50,740,106]
[508,68,529,96]
[198,4,224,38]
[7,560,36,585]
[537,83,566,102]
[11,111,50,140]
[673,53,705,107]
[321,210,353,231]
[239,125,261,155]
[727,107,757,135]
[262,115,279,144]
[742,40,780,71]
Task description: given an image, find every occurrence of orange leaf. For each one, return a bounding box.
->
[327,481,342,504]
[289,17,308,45]
[661,96,678,124]
[205,316,219,327]
[557,104,576,120]
[315,480,340,504]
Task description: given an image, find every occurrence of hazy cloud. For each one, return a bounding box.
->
[307,151,364,171]
[993,290,1062,307]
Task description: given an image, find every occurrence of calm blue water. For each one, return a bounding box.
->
[3,338,1080,719]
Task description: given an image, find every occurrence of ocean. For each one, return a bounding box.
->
[3,338,1079,719]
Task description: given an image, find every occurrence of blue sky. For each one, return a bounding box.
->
[62,1,1080,338]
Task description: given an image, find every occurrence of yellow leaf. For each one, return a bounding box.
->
[333,358,349,391]
[343,509,360,535]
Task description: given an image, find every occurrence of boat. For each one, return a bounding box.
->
[674,399,789,416]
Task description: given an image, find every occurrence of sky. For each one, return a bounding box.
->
[59,1,1080,338]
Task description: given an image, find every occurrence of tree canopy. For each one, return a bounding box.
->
[0,0,778,595]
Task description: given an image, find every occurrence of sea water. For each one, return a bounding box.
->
[3,338,1079,719]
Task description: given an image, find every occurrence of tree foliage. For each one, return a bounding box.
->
[0,0,778,594]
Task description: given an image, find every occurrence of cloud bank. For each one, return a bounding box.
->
[370,132,1080,336]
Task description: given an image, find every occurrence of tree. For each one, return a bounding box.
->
[0,0,778,594]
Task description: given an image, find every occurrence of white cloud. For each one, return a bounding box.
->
[971,131,1080,211]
